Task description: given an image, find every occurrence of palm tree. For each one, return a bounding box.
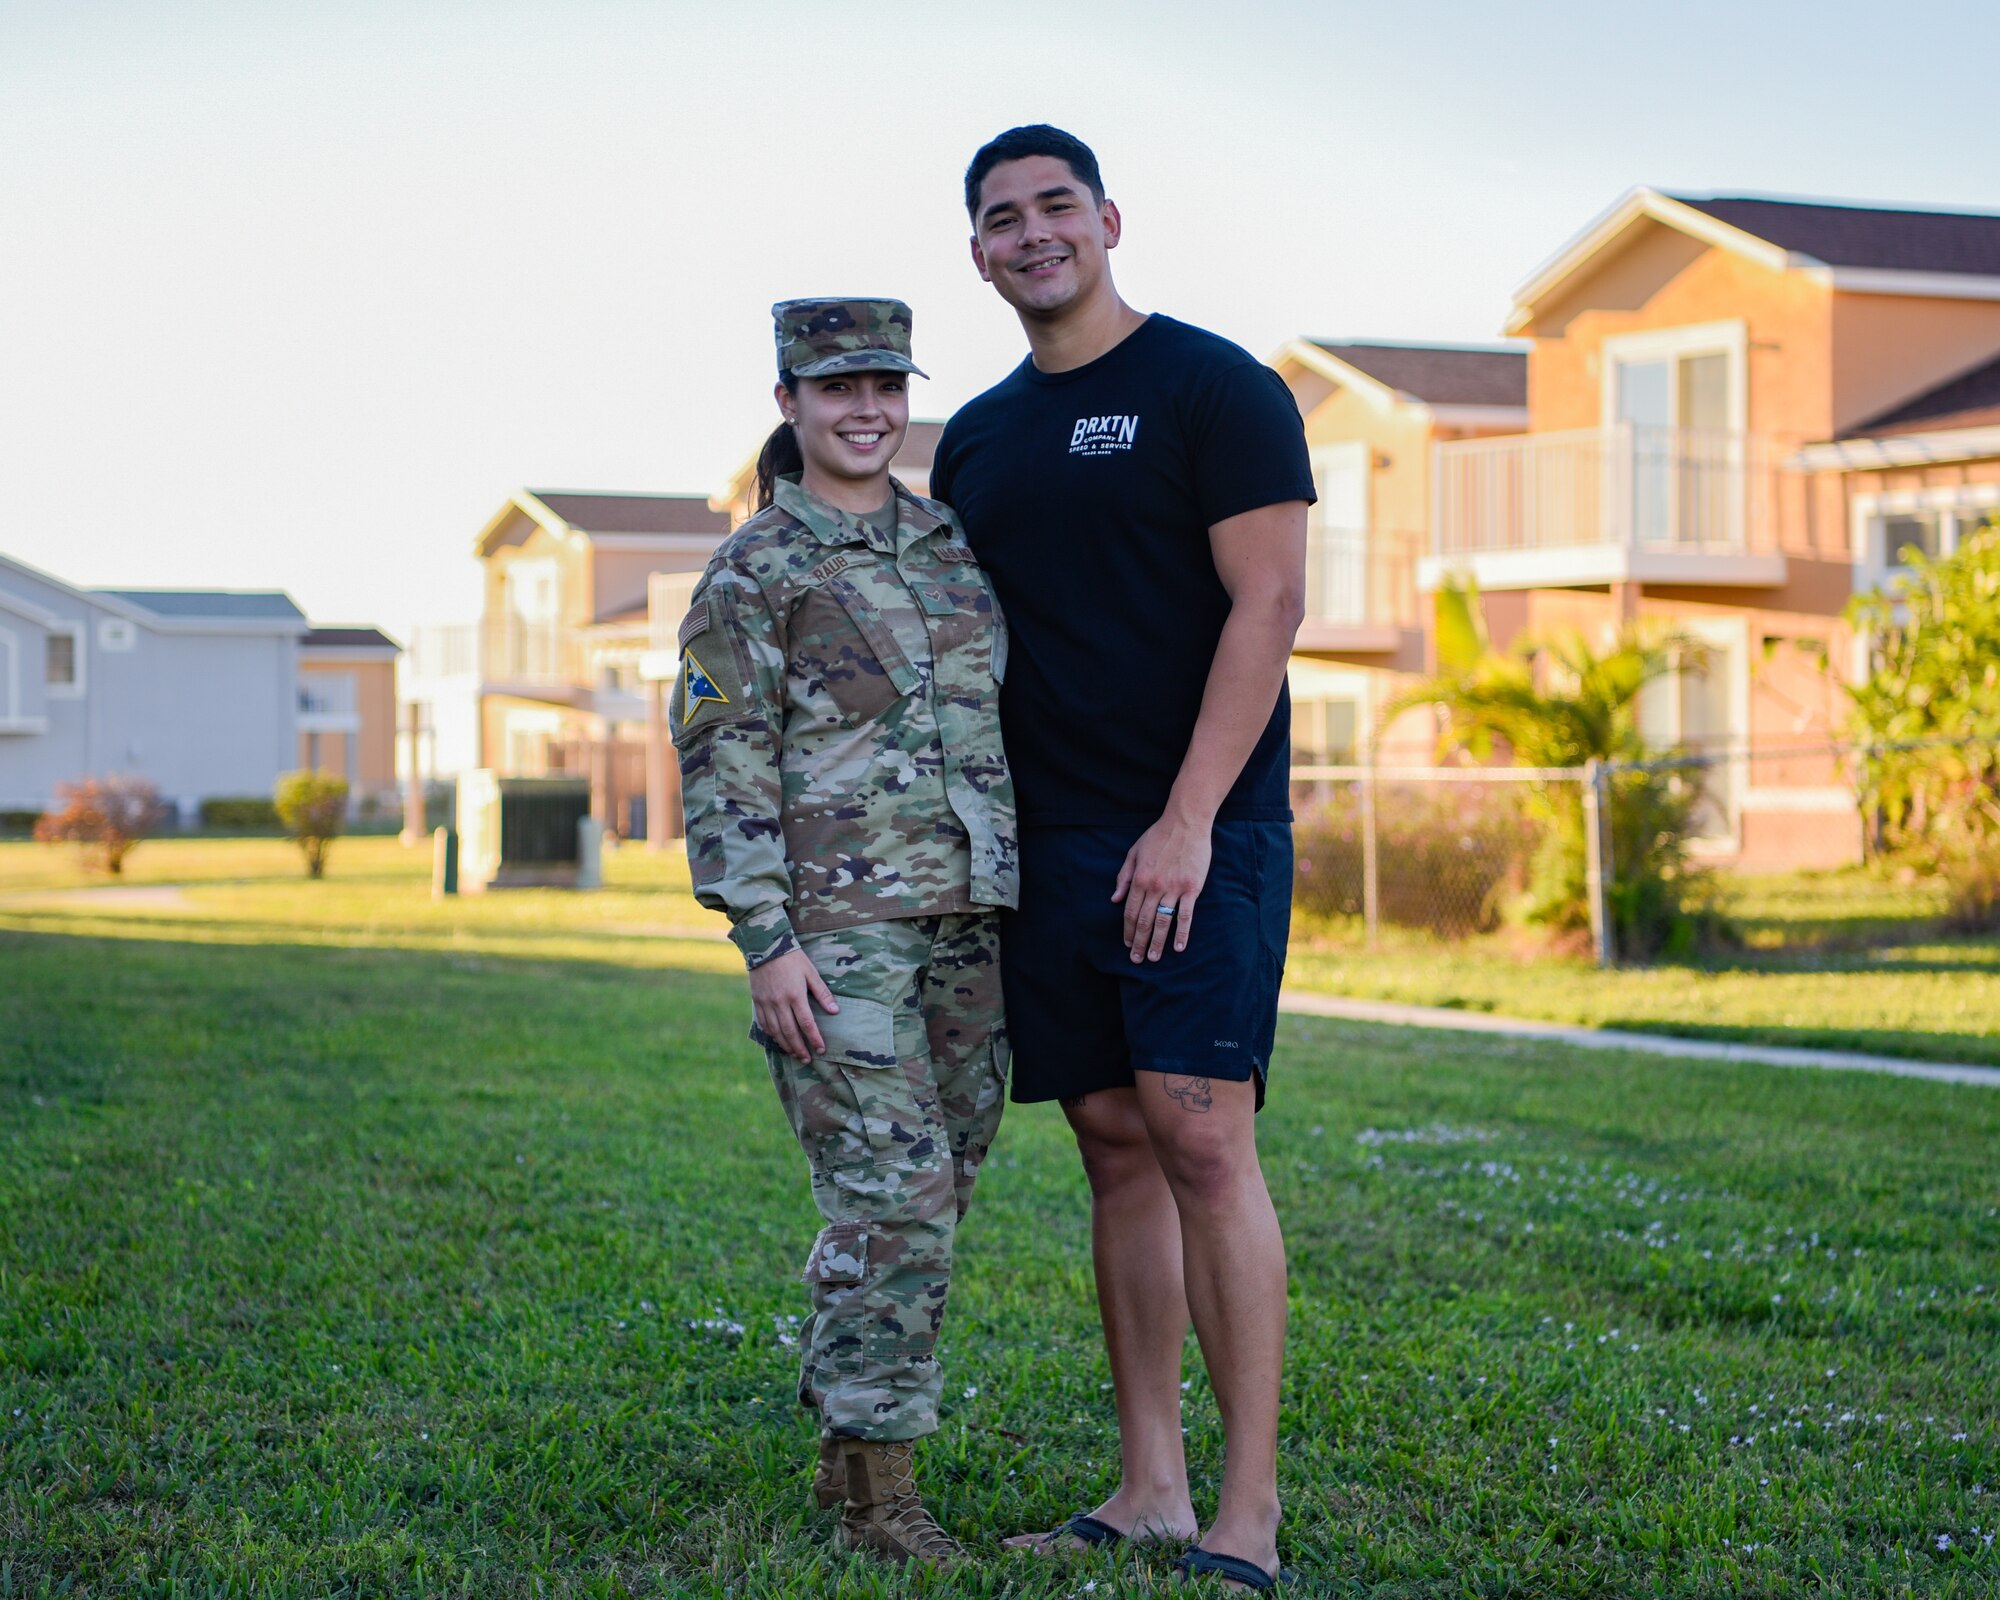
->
[1384,581,1712,950]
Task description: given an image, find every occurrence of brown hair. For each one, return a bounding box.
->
[753,371,803,513]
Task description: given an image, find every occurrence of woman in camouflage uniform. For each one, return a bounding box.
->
[671,298,1017,1566]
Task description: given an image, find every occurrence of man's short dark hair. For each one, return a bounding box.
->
[964,124,1105,223]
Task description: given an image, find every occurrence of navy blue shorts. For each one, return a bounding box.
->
[1001,821,1292,1109]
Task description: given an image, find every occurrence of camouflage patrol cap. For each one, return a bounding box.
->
[773,297,929,379]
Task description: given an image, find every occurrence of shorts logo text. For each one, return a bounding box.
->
[1069,414,1140,457]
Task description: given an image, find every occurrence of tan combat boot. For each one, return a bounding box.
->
[812,1436,844,1511]
[836,1439,964,1565]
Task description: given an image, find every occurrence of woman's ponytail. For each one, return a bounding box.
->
[753,374,804,512]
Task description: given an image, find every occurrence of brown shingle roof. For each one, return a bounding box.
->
[1306,342,1527,407]
[529,491,730,536]
[1669,194,2000,276]
[1847,349,2000,437]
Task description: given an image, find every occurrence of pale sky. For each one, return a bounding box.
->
[4,0,1996,638]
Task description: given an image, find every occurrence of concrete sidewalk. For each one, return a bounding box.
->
[1278,990,2000,1089]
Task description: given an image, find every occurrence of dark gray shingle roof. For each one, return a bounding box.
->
[302,626,401,651]
[1668,194,2000,276]
[1306,342,1527,407]
[529,491,730,536]
[97,589,306,622]
[1849,349,2000,437]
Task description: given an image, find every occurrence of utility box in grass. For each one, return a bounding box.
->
[455,771,595,892]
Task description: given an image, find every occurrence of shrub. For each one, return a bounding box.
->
[199,796,280,830]
[1847,521,2000,931]
[0,808,42,835]
[32,776,168,874]
[274,771,349,879]
[1294,782,1535,938]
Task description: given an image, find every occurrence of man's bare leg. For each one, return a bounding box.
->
[1004,1086,1200,1548]
[1137,1072,1286,1581]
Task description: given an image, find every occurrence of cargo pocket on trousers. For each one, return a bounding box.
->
[803,1219,868,1289]
[811,995,906,1157]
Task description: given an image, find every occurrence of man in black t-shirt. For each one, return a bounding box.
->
[930,125,1311,1589]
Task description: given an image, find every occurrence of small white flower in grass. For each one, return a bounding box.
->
[1760,1477,1769,1486]
[1679,1424,1691,1433]
[1771,1295,1783,1305]
[1953,1433,1969,1442]
[421,1431,429,1440]
[963,1386,978,1399]
[641,1301,655,1314]
[1182,1381,1193,1392]
[1936,1534,1952,1551]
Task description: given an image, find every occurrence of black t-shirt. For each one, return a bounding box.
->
[931,314,1315,827]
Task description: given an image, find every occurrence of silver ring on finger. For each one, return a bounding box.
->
[1155,901,1176,917]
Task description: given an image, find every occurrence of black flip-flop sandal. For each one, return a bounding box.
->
[1175,1545,1298,1589]
[1040,1512,1126,1548]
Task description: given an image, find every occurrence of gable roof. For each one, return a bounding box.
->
[302,626,401,652]
[475,488,733,556]
[525,491,730,537]
[1669,195,2000,276]
[1304,342,1527,407]
[1509,187,2000,335]
[1847,349,2000,437]
[96,589,307,623]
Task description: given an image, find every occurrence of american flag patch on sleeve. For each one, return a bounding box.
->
[679,605,710,648]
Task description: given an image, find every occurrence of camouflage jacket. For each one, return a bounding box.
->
[672,474,1018,968]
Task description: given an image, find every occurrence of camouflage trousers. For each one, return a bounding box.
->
[765,911,1007,1443]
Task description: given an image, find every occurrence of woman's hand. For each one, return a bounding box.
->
[749,948,839,1063]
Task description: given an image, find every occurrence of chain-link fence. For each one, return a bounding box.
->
[1292,738,1997,965]
[1290,762,1583,942]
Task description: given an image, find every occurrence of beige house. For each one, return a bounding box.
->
[1267,341,1528,764]
[469,488,729,836]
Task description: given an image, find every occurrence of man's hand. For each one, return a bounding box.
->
[1112,809,1213,961]
[749,948,839,1062]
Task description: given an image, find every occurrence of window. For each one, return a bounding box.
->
[1291,696,1360,767]
[1637,618,1747,846]
[1603,322,1749,549]
[1859,489,1999,579]
[1305,442,1368,625]
[45,625,83,697]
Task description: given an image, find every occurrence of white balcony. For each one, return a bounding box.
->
[1297,526,1418,654]
[1423,425,1789,592]
[297,673,359,732]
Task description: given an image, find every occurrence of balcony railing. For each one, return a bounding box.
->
[297,675,357,719]
[1302,525,1420,635]
[1434,425,1782,562]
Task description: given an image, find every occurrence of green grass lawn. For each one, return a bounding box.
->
[3,839,1998,1596]
[1288,863,2000,1069]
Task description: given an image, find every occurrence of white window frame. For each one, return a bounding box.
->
[45,620,85,700]
[1849,482,2000,592]
[1305,440,1371,627]
[1639,613,1749,855]
[1598,320,1750,433]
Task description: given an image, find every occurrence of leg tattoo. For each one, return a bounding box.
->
[1162,1075,1212,1114]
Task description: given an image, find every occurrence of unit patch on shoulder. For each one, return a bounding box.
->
[808,553,851,586]
[682,649,729,715]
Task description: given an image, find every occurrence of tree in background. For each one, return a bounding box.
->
[1385,581,1720,956]
[274,771,349,880]
[1847,520,2000,931]
[33,775,169,875]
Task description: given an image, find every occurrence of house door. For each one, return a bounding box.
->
[1307,442,1368,625]
[1614,347,1734,547]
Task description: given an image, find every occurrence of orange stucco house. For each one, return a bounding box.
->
[297,627,400,812]
[1405,188,2000,865]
